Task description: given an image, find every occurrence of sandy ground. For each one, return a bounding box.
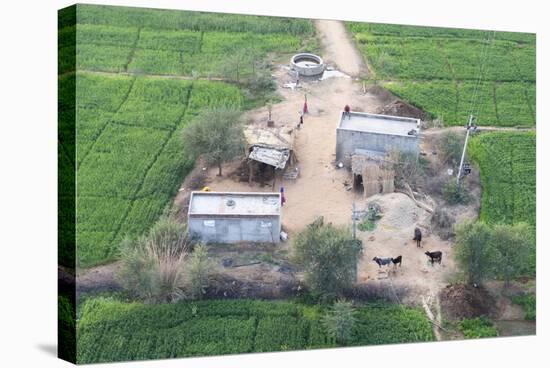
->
[314,20,368,77]
[200,20,386,234]
[355,193,456,300]
[180,20,458,304]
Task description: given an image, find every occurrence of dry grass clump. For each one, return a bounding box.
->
[118,218,191,303]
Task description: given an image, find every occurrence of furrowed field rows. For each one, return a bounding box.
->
[347,22,536,126]
[71,25,304,76]
[469,132,535,227]
[57,4,314,75]
[76,4,315,35]
[76,298,434,363]
[360,37,534,83]
[469,131,536,273]
[347,22,535,43]
[74,72,243,267]
[385,80,535,126]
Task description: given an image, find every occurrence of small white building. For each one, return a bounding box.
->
[187,191,282,244]
[336,111,421,166]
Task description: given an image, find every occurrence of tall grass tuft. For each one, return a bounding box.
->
[118,218,191,303]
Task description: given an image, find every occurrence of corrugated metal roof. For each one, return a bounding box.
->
[244,125,295,151]
[249,146,290,169]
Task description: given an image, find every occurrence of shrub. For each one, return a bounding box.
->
[437,131,465,166]
[454,221,496,285]
[390,150,427,189]
[458,317,498,339]
[117,218,191,302]
[293,217,362,297]
[322,300,356,345]
[442,180,471,205]
[185,244,215,300]
[431,207,455,239]
[491,223,533,286]
[511,294,536,320]
[358,206,382,232]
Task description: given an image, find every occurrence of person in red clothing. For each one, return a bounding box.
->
[344,104,351,119]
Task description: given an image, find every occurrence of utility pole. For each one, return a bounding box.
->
[456,114,475,185]
[352,202,357,239]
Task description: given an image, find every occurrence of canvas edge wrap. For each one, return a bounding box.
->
[58,4,77,364]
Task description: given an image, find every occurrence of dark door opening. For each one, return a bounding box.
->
[353,173,364,194]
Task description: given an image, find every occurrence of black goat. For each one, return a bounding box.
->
[372,257,392,268]
[424,251,442,265]
[413,227,422,248]
[391,255,402,267]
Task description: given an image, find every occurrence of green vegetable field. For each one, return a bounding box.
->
[76,298,434,363]
[71,74,243,267]
[469,131,536,272]
[59,4,314,76]
[348,22,536,127]
[58,5,314,267]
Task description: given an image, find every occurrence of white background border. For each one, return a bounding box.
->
[0,0,547,367]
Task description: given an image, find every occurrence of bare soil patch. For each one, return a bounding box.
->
[377,100,427,121]
[76,262,123,297]
[439,284,497,322]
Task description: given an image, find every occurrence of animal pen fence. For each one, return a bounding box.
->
[351,151,395,197]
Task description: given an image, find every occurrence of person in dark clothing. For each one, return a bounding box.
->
[344,104,351,119]
[300,114,304,126]
[280,186,286,206]
[413,227,422,248]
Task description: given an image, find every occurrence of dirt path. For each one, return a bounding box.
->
[314,20,367,77]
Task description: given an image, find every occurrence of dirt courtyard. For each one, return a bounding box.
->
[173,20,459,304]
[356,193,456,301]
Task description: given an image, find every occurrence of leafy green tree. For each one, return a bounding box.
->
[293,217,362,296]
[491,223,532,287]
[182,106,245,176]
[322,300,357,345]
[220,49,254,84]
[454,221,496,285]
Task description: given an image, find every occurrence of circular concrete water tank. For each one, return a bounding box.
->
[291,53,325,77]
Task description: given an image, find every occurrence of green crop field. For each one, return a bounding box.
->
[58,5,315,267]
[59,4,315,76]
[348,22,536,127]
[76,298,433,363]
[70,73,243,267]
[469,131,536,273]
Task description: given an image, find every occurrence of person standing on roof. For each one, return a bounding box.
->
[344,104,351,119]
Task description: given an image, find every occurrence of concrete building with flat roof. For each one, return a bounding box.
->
[336,111,421,166]
[187,191,281,244]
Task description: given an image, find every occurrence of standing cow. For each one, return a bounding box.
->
[413,227,422,248]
